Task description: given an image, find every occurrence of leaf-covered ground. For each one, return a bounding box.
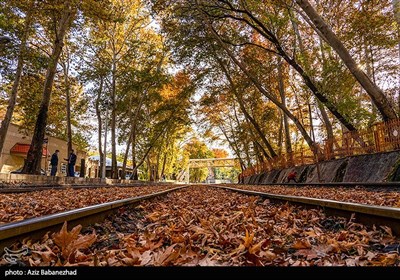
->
[3,183,398,226]
[2,186,399,266]
[227,184,400,208]
[0,185,177,224]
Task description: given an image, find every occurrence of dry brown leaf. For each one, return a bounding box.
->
[52,221,96,261]
[4,186,400,267]
[337,231,348,241]
[121,257,138,265]
[292,239,312,249]
[53,222,82,259]
[249,240,264,255]
[380,226,393,237]
[146,212,161,222]
[198,255,221,266]
[140,250,152,266]
[259,250,276,261]
[32,245,56,263]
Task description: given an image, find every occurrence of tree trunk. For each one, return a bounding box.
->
[121,131,132,179]
[394,0,400,110]
[277,58,292,156]
[22,1,76,174]
[246,117,270,161]
[234,92,277,158]
[130,111,174,176]
[213,51,277,157]
[215,7,358,132]
[231,104,252,168]
[209,30,316,150]
[146,155,152,181]
[296,0,398,120]
[364,42,377,124]
[95,76,104,178]
[131,126,138,180]
[218,124,245,170]
[318,101,334,158]
[155,148,160,181]
[111,49,118,179]
[160,150,167,178]
[318,37,335,156]
[62,49,73,158]
[0,1,34,157]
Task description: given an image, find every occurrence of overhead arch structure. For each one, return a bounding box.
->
[182,157,239,183]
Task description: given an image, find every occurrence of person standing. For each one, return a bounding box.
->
[65,150,77,177]
[50,150,59,176]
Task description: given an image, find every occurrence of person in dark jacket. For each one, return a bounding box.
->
[65,150,77,177]
[50,150,59,176]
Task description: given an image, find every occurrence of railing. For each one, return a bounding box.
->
[241,119,400,177]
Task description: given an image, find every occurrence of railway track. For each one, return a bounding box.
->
[2,183,399,254]
[0,185,188,251]
[0,182,179,193]
[1,181,398,194]
[2,185,399,267]
[213,184,400,236]
[1,184,399,267]
[243,182,400,188]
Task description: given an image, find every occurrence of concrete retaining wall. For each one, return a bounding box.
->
[243,150,400,184]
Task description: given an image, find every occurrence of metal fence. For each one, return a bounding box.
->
[241,119,400,177]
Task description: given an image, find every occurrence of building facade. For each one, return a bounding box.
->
[0,123,87,176]
[86,155,140,179]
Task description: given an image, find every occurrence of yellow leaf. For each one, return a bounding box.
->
[145,212,160,222]
[304,230,318,238]
[249,240,264,255]
[243,229,254,248]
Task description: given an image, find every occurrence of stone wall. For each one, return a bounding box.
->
[243,150,400,184]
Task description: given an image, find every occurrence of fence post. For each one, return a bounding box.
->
[373,129,380,153]
[344,134,349,156]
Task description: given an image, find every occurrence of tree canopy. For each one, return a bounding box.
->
[0,0,398,177]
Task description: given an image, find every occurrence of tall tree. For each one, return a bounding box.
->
[296,0,398,120]
[22,0,77,174]
[60,45,73,158]
[0,0,35,157]
[393,0,400,110]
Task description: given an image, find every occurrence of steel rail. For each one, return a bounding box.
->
[0,185,187,251]
[213,185,400,236]
[242,182,400,187]
[0,182,175,193]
